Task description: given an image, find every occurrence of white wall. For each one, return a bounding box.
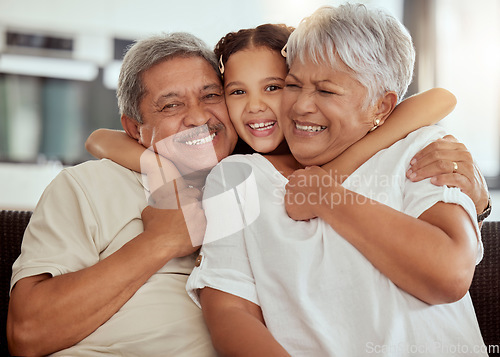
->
[0,0,403,50]
[0,0,404,210]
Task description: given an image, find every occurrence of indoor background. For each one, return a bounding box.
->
[0,0,499,220]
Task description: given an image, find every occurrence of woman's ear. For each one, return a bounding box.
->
[121,115,142,144]
[374,91,398,126]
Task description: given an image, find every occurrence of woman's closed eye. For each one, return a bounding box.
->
[285,83,301,89]
[318,89,336,95]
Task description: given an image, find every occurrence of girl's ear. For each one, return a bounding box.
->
[121,115,142,144]
[374,91,398,126]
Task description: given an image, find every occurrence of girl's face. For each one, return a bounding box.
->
[224,46,288,153]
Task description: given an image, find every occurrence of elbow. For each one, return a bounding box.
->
[434,88,458,116]
[7,318,45,357]
[84,129,106,158]
[425,268,473,305]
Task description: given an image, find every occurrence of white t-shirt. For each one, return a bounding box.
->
[187,126,486,356]
[11,159,216,357]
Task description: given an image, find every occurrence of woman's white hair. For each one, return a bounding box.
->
[286,3,415,106]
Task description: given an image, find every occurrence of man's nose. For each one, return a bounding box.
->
[184,103,211,127]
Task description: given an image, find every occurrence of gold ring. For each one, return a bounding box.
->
[452,161,458,173]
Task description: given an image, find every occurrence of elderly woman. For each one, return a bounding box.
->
[187,3,486,356]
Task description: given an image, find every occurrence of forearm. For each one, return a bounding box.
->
[85,129,145,172]
[208,308,288,357]
[200,288,289,357]
[317,187,478,304]
[7,230,174,356]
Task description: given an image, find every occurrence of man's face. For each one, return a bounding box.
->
[135,56,237,174]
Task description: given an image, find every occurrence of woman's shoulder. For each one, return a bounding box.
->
[355,125,449,176]
[378,125,449,159]
[403,125,448,145]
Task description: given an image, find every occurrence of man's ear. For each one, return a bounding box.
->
[121,115,142,144]
[374,91,398,126]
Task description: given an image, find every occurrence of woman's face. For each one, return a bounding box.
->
[280,55,377,166]
[224,46,288,153]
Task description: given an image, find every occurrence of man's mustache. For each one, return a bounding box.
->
[173,123,225,143]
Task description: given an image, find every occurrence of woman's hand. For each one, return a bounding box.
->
[406,135,489,215]
[285,166,339,221]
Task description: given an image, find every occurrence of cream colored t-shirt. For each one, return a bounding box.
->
[11,159,216,357]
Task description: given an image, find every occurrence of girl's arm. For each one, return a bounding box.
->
[85,129,182,196]
[86,129,146,172]
[321,87,489,216]
[322,88,456,182]
[199,288,289,357]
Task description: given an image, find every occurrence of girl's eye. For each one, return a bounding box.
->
[265,85,283,92]
[229,89,245,96]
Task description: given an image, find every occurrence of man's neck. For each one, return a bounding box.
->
[179,169,211,190]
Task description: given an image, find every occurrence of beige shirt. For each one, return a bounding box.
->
[11,159,216,356]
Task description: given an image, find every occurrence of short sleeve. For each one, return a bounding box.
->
[186,159,260,308]
[11,169,100,291]
[402,178,483,264]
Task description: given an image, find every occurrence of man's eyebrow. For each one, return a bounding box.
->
[201,83,223,92]
[158,92,179,101]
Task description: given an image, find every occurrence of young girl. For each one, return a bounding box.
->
[85,24,471,202]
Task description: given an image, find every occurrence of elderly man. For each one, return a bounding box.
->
[7,32,236,356]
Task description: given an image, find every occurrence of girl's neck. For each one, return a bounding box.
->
[263,153,303,179]
[266,139,290,156]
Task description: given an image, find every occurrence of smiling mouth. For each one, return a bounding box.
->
[174,124,223,146]
[184,132,216,145]
[295,123,326,132]
[248,121,276,131]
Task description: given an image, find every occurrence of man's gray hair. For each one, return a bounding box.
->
[117,32,220,123]
[286,3,415,106]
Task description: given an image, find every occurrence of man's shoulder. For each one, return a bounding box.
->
[63,158,135,179]
[60,159,142,193]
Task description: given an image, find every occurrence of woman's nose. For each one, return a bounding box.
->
[292,90,316,116]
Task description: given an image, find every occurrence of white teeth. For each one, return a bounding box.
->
[185,132,216,145]
[295,123,326,132]
[248,122,275,131]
